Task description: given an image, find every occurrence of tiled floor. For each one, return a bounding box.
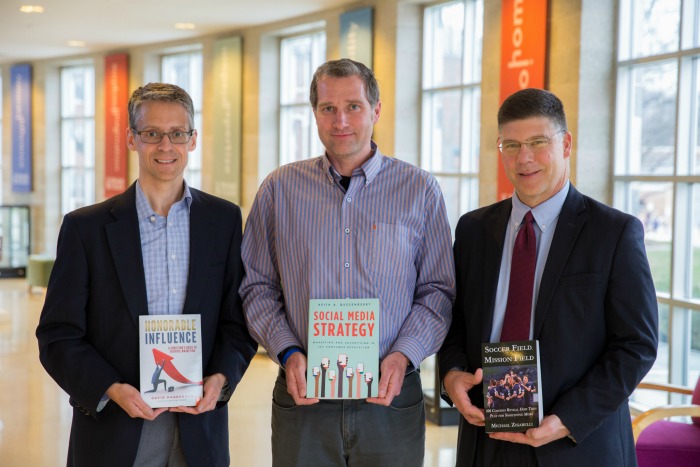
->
[0,278,458,466]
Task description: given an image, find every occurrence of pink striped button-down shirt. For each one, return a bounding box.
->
[240,145,456,367]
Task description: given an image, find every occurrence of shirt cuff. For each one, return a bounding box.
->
[97,394,110,412]
[278,346,304,368]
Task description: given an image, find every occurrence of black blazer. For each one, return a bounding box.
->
[439,185,658,467]
[36,183,257,467]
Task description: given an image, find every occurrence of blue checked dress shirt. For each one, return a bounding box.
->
[136,181,192,315]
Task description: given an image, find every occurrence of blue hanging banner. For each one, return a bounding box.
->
[11,64,33,192]
[340,7,373,68]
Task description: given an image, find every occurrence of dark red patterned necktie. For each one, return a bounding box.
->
[500,211,536,342]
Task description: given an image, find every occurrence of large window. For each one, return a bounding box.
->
[61,65,95,215]
[161,51,203,188]
[419,0,483,427]
[615,0,700,405]
[421,0,483,233]
[279,31,326,166]
[0,72,3,203]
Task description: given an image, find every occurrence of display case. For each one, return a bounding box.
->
[421,354,459,426]
[0,206,31,278]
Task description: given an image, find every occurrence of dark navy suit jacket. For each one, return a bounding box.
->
[439,185,658,467]
[37,183,257,467]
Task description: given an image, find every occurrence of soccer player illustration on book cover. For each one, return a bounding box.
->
[481,340,542,432]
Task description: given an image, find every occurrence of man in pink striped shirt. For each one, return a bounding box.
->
[240,59,456,466]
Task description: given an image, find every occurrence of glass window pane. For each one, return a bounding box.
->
[691,310,700,385]
[694,58,700,174]
[460,87,480,173]
[281,33,325,105]
[0,73,3,203]
[462,0,483,84]
[629,0,680,58]
[435,176,460,234]
[617,0,700,420]
[161,53,203,111]
[423,90,462,174]
[61,66,95,118]
[615,181,673,294]
[460,177,478,217]
[279,31,326,166]
[625,62,677,175]
[423,1,464,88]
[280,105,314,165]
[61,119,95,169]
[61,167,95,216]
[162,52,203,188]
[692,184,700,300]
[61,66,95,216]
[422,0,482,241]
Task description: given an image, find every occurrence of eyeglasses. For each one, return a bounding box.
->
[497,128,566,156]
[132,128,194,144]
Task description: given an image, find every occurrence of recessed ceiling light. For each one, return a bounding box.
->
[67,40,87,47]
[20,5,45,13]
[174,23,196,30]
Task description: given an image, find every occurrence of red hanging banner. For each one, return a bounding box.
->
[497,0,549,200]
[104,53,129,199]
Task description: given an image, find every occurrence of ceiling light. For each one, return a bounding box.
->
[67,40,87,47]
[19,5,45,13]
[174,23,196,30]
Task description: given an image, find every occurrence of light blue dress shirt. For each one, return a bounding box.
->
[490,181,570,342]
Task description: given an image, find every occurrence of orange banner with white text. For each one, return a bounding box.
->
[104,53,129,199]
[497,0,548,200]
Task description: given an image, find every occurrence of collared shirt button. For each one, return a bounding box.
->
[346,197,352,203]
[171,289,177,294]
[344,262,350,268]
[171,254,176,260]
[150,216,156,223]
[344,228,350,234]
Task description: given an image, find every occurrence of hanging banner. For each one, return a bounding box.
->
[340,7,373,67]
[105,53,129,198]
[211,36,242,203]
[11,64,32,192]
[497,0,548,200]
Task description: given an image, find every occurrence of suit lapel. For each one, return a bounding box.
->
[183,189,215,314]
[482,200,512,342]
[533,185,587,337]
[105,184,148,326]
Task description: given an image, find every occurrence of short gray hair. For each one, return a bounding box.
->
[128,82,195,130]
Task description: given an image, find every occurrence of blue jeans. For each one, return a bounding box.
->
[271,369,425,467]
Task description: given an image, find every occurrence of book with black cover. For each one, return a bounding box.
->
[481,340,542,432]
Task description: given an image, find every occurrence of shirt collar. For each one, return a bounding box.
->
[321,141,384,185]
[510,180,570,232]
[135,180,192,220]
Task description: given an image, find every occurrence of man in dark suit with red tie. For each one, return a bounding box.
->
[438,88,658,466]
